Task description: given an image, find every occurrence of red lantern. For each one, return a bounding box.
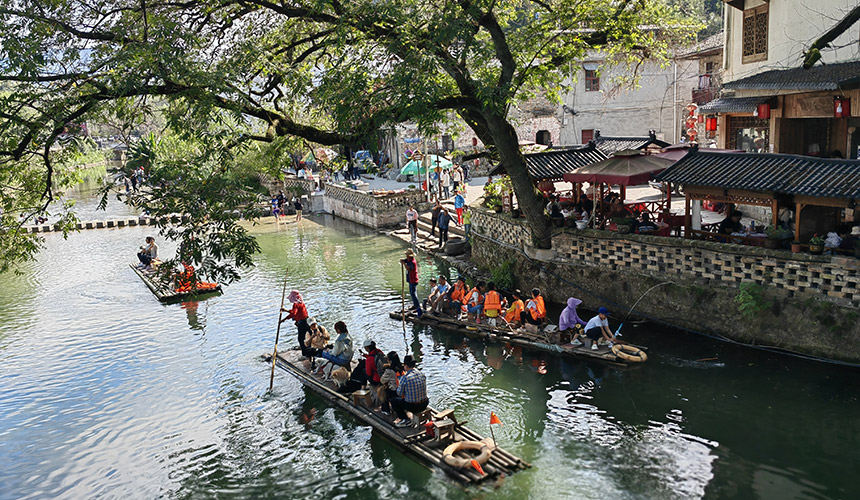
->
[698,115,704,123]
[756,103,770,119]
[472,137,478,146]
[705,117,717,131]
[834,97,851,118]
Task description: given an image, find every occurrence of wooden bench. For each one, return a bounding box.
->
[351,389,373,409]
[411,408,433,427]
[434,419,456,441]
[433,408,457,425]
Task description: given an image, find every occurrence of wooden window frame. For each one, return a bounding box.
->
[584,69,600,92]
[742,4,768,64]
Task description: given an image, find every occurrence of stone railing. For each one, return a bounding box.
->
[471,206,860,307]
[325,184,426,228]
[282,177,318,195]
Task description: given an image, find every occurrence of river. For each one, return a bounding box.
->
[1,203,857,499]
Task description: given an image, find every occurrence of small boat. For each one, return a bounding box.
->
[271,349,530,484]
[130,264,222,302]
[389,310,648,367]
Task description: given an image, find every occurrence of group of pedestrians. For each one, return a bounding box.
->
[404,191,471,248]
[272,190,304,222]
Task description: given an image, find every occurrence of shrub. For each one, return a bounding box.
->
[735,282,772,318]
[491,260,516,291]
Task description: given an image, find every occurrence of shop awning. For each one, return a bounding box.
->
[698,96,773,114]
[563,149,674,186]
[489,143,606,181]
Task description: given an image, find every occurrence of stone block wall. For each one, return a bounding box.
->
[324,185,425,229]
[470,206,860,362]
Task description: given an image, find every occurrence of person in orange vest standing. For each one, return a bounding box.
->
[522,288,546,326]
[503,289,525,327]
[483,282,502,327]
[463,281,485,323]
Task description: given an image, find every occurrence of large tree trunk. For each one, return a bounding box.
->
[484,113,552,249]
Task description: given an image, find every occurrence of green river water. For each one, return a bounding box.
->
[0,204,857,499]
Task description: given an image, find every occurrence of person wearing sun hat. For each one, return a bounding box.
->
[583,307,617,351]
[400,249,422,317]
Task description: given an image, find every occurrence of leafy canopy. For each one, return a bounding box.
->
[1,0,695,273]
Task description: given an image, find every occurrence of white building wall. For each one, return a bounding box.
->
[558,58,698,146]
[723,0,860,84]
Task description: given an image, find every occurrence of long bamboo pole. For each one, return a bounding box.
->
[401,262,409,352]
[269,266,290,392]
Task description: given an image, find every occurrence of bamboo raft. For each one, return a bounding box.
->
[129,264,222,303]
[272,349,530,484]
[389,310,648,367]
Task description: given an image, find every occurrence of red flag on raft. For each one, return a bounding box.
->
[471,459,486,476]
[490,412,502,426]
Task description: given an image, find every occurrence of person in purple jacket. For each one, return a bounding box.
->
[559,297,587,346]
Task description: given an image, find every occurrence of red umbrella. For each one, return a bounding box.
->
[563,149,674,186]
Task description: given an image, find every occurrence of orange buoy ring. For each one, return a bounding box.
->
[442,438,495,468]
[611,344,648,362]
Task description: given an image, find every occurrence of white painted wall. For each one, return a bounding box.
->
[723,0,860,84]
[558,57,698,145]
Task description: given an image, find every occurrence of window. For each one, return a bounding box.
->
[441,134,454,152]
[581,129,594,144]
[536,130,551,146]
[742,4,768,63]
[585,69,600,91]
[728,116,769,152]
[705,61,714,75]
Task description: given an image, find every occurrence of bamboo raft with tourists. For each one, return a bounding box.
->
[388,309,648,368]
[270,348,531,485]
[130,264,221,302]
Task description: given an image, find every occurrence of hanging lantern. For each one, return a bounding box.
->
[756,103,770,120]
[705,117,718,131]
[472,137,478,146]
[834,97,851,118]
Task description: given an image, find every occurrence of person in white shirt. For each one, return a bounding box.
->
[451,166,463,192]
[581,307,617,351]
[428,275,450,314]
[405,204,419,244]
[440,169,451,199]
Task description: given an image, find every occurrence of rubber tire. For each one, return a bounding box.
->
[445,237,467,255]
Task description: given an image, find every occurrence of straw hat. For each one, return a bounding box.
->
[405,249,414,256]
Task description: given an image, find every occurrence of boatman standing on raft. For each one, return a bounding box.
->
[401,249,423,317]
[281,290,311,357]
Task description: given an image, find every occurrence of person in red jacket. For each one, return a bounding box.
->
[400,249,422,317]
[280,290,311,357]
[362,339,385,389]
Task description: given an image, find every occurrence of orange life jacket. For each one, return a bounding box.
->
[484,290,501,311]
[450,282,466,303]
[505,299,524,323]
[535,295,546,319]
[463,287,483,306]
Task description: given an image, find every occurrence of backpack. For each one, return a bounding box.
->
[373,351,386,377]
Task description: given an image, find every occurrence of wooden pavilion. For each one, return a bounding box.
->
[656,148,860,243]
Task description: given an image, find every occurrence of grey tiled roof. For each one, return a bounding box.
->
[699,96,773,113]
[593,136,671,155]
[490,144,607,180]
[723,60,860,91]
[679,31,723,57]
[656,150,860,199]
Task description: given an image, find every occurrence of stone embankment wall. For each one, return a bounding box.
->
[470,207,860,362]
[324,185,426,229]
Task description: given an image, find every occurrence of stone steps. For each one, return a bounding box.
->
[22,215,162,233]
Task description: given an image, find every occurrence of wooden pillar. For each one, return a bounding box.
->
[620,184,626,202]
[685,195,692,238]
[666,182,672,208]
[771,198,779,227]
[794,202,803,241]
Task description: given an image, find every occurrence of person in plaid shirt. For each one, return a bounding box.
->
[391,355,429,427]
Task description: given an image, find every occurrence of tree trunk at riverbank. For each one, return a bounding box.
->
[484,114,552,249]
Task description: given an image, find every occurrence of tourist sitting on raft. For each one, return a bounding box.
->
[304,317,330,352]
[462,281,485,322]
[312,321,354,376]
[483,282,502,327]
[362,339,385,390]
[503,289,525,327]
[136,236,159,270]
[425,275,450,315]
[559,297,587,345]
[391,355,429,428]
[379,351,404,415]
[521,288,547,326]
[570,307,619,351]
[448,277,467,316]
